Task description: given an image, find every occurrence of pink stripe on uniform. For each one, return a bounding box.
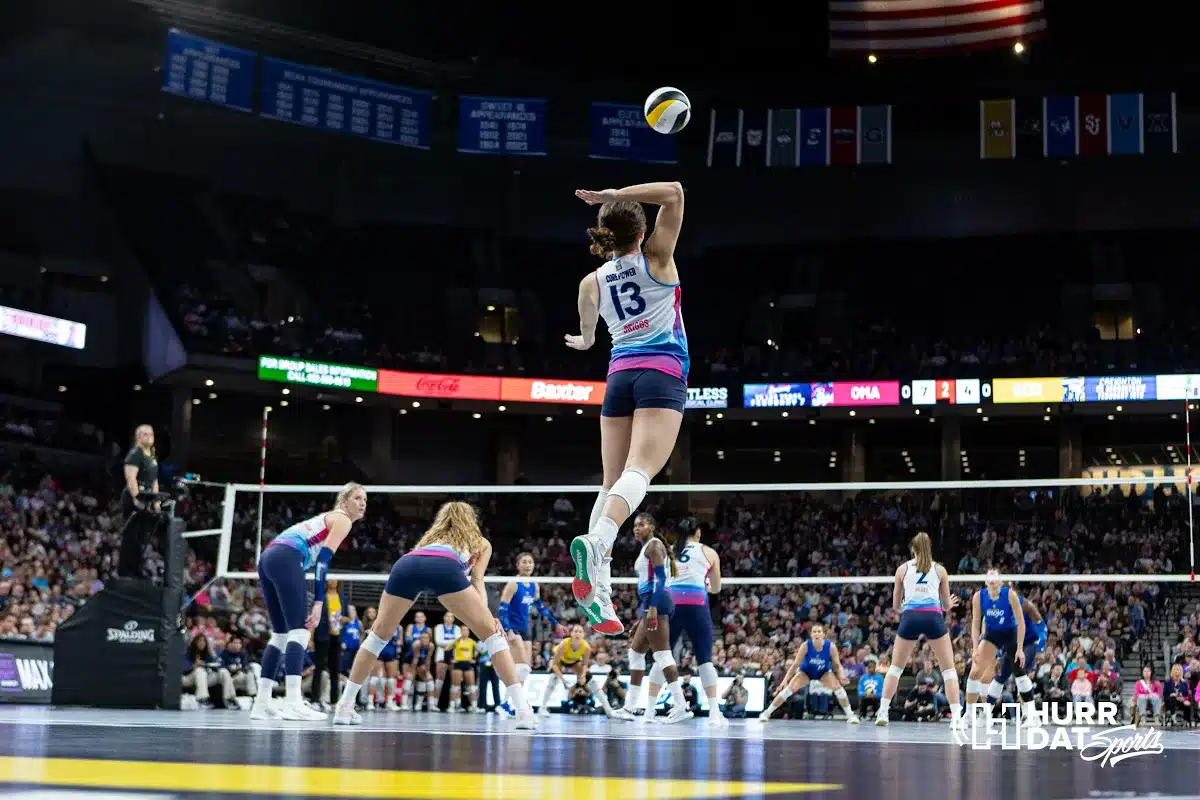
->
[410,547,465,565]
[608,355,684,379]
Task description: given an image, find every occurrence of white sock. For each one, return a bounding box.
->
[589,490,609,532]
[541,678,558,709]
[285,675,302,705]
[386,677,397,702]
[404,681,415,704]
[593,517,619,551]
[255,677,275,704]
[339,680,361,709]
[507,683,529,712]
[589,677,611,709]
[879,695,892,714]
[624,684,641,710]
[667,681,685,712]
[516,663,531,684]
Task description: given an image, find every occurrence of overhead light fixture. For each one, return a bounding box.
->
[280,400,288,407]
[412,401,420,408]
[473,413,482,419]
[498,405,506,412]
[282,388,290,395]
[355,397,363,403]
[205,379,214,387]
[849,410,856,417]
[781,411,789,418]
[322,404,330,411]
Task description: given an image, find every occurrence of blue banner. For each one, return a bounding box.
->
[590,103,677,164]
[799,108,830,166]
[743,384,813,408]
[458,96,548,156]
[1044,95,1078,158]
[161,30,256,113]
[259,58,431,149]
[1083,376,1155,402]
[1109,93,1143,155]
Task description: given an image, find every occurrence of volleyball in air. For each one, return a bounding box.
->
[643,87,691,135]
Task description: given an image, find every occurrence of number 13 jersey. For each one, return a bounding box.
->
[596,253,689,380]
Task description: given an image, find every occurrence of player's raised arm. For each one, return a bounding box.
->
[565,274,600,351]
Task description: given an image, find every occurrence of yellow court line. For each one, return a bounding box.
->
[0,756,842,799]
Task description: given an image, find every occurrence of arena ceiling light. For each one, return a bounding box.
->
[192,398,200,405]
[281,388,290,395]
[322,405,330,411]
[472,413,482,419]
[355,397,363,403]
[280,400,288,407]
[498,405,506,412]
[399,409,407,415]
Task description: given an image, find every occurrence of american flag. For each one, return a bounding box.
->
[829,0,1048,57]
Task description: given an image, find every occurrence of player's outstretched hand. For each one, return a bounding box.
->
[565,333,593,351]
[575,189,618,205]
[554,624,569,638]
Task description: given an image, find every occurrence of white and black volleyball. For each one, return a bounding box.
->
[643,87,691,134]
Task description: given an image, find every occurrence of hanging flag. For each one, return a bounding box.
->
[799,107,830,166]
[767,109,799,167]
[706,109,743,167]
[1142,92,1178,154]
[1108,93,1143,155]
[1014,96,1043,159]
[1077,95,1108,156]
[830,106,858,165]
[1043,95,1078,158]
[858,105,891,164]
[740,109,769,168]
[980,99,1014,159]
[829,0,1048,57]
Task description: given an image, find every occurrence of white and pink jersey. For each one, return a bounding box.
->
[595,253,689,380]
[270,510,346,569]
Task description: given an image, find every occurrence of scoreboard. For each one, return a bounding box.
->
[902,379,989,406]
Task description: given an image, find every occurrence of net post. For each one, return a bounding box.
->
[1187,400,1195,581]
[216,483,236,578]
[256,405,271,565]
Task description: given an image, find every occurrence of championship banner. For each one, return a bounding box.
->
[0,639,54,704]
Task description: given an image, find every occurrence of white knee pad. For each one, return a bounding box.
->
[648,662,666,685]
[941,668,959,686]
[368,676,382,690]
[988,680,1004,698]
[629,650,647,671]
[966,679,983,695]
[286,628,310,648]
[886,665,904,680]
[698,662,719,690]
[481,632,509,657]
[653,650,676,671]
[1015,675,1034,693]
[268,632,289,651]
[363,632,389,657]
[607,467,650,517]
[834,688,849,703]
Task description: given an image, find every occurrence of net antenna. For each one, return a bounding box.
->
[257,405,271,565]
[1188,399,1196,581]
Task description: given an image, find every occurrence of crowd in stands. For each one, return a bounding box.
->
[5,460,1198,722]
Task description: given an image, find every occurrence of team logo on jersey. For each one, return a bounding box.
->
[954,702,1164,766]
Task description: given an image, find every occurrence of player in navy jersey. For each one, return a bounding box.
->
[409,631,435,711]
[400,611,430,711]
[966,569,1027,716]
[567,182,688,636]
[980,594,1047,719]
[498,553,568,702]
[374,624,403,711]
[340,607,363,707]
[250,483,365,722]
[333,502,536,729]
[759,623,860,724]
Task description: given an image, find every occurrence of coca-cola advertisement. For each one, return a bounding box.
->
[378,370,502,401]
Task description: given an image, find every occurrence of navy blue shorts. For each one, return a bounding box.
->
[384,553,471,601]
[982,627,1019,659]
[668,603,713,664]
[507,626,533,643]
[257,543,309,632]
[896,610,948,641]
[802,665,831,681]
[999,641,1038,681]
[379,643,399,663]
[601,368,687,417]
[637,589,675,617]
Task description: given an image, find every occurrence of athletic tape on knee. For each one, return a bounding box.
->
[607,467,650,517]
[941,668,959,686]
[628,650,647,671]
[698,662,719,689]
[268,632,289,651]
[1015,675,1034,693]
[482,632,509,657]
[653,650,676,671]
[886,665,904,680]
[363,632,389,657]
[648,662,666,685]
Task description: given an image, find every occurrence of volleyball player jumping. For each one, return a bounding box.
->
[250,483,365,722]
[567,182,688,636]
[333,502,537,730]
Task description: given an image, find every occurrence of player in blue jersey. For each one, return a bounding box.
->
[498,553,568,703]
[399,611,430,711]
[250,482,365,722]
[759,622,859,724]
[333,502,536,729]
[980,593,1047,719]
[966,570,1027,714]
[567,182,688,636]
[340,606,363,707]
